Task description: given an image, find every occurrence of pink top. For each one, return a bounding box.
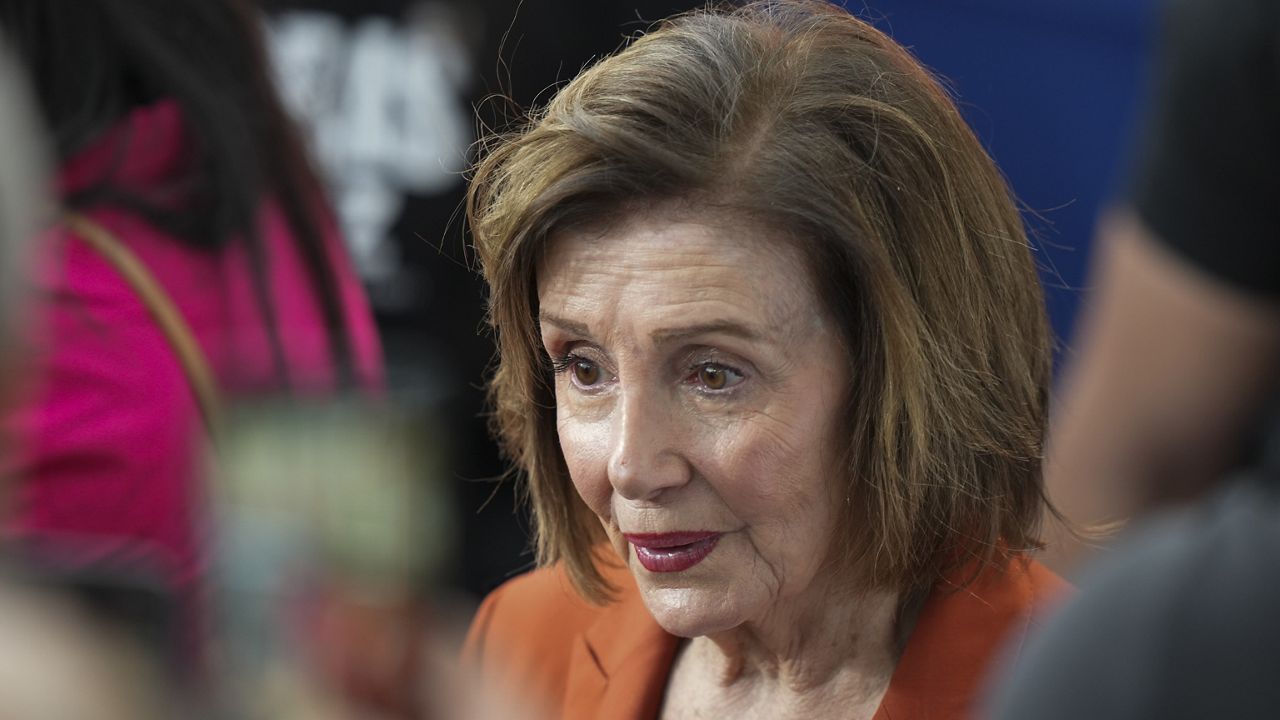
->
[3,101,383,613]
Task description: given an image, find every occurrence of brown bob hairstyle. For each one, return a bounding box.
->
[468,0,1051,603]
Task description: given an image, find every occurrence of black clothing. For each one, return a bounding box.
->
[1129,0,1280,298]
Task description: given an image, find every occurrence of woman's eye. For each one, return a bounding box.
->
[695,363,744,391]
[571,359,603,387]
[549,352,610,390]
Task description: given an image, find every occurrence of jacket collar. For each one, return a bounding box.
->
[875,558,1050,719]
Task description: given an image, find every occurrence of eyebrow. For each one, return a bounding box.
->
[539,312,765,345]
[651,321,763,344]
[538,313,592,338]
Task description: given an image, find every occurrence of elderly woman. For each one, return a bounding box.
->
[461,1,1065,718]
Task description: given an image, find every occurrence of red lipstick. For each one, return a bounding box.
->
[624,531,721,573]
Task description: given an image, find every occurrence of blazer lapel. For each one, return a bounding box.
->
[563,566,680,719]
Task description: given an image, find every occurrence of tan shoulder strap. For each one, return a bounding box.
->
[63,212,223,438]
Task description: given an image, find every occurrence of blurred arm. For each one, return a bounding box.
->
[1041,209,1280,575]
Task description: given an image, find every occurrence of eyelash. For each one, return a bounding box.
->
[548,352,746,394]
[547,353,580,376]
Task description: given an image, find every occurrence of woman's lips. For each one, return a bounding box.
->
[624,531,721,573]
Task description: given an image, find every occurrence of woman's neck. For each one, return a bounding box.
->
[664,581,914,719]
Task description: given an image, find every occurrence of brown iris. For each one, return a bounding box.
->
[572,360,601,386]
[698,365,729,390]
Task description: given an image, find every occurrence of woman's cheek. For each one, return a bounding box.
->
[556,414,615,520]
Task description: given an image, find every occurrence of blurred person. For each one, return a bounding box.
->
[0,29,42,480]
[0,0,383,673]
[1040,0,1280,576]
[461,2,1066,718]
[0,33,171,720]
[989,0,1280,717]
[0,30,41,366]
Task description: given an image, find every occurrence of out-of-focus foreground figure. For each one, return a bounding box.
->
[1040,0,1280,573]
[0,1,549,716]
[0,32,174,720]
[991,0,1280,716]
[0,0,381,688]
[0,35,39,375]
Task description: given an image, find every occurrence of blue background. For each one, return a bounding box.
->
[847,0,1159,364]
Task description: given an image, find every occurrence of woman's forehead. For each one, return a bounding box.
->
[536,209,826,343]
[538,203,806,279]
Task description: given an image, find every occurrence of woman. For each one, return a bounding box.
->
[0,0,382,667]
[462,1,1065,718]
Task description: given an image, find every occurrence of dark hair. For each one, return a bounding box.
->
[470,0,1051,602]
[0,0,353,386]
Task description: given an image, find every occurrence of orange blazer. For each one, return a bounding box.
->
[462,555,1067,720]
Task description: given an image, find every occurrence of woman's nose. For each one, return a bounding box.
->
[606,390,690,502]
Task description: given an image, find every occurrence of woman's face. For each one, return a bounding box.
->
[536,206,851,638]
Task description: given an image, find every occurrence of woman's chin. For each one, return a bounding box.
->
[634,582,744,639]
